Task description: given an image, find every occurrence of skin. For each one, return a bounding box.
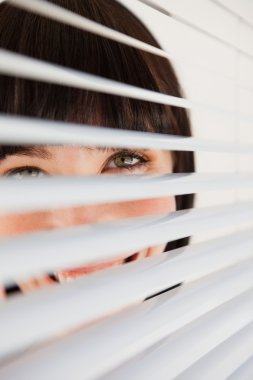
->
[0,145,176,297]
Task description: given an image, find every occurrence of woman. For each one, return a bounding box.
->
[0,0,194,295]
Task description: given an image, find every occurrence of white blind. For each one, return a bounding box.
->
[0,0,253,379]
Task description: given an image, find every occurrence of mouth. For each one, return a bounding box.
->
[55,252,140,282]
[1,253,141,299]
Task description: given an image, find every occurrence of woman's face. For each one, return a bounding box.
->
[0,145,175,292]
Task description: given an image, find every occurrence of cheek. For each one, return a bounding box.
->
[0,212,51,237]
[0,197,176,237]
[0,214,25,237]
[114,196,176,219]
[113,197,176,258]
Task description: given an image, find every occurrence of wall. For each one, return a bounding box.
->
[119,0,253,242]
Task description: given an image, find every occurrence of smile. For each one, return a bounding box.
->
[55,253,140,282]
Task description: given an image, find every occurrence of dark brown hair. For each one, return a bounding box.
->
[0,0,195,250]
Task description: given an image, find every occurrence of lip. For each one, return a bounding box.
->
[56,253,139,281]
[1,253,142,298]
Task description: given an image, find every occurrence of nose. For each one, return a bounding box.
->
[48,197,176,229]
[48,203,123,229]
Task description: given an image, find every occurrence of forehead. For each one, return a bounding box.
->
[0,145,123,161]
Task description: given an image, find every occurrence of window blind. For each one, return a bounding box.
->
[0,0,252,379]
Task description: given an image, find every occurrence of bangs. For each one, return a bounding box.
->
[0,0,195,249]
[0,0,182,136]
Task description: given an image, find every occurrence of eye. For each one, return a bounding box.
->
[105,151,149,171]
[6,167,46,179]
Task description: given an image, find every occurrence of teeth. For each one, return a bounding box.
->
[55,254,140,284]
[56,272,73,283]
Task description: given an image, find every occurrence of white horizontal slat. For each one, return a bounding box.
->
[177,322,253,380]
[1,115,253,153]
[228,356,253,380]
[6,0,237,83]
[0,48,189,108]
[239,55,253,89]
[0,265,252,380]
[102,289,253,380]
[1,202,253,282]
[214,0,253,29]
[140,0,238,47]
[239,23,253,57]
[0,231,253,362]
[1,174,253,214]
[239,88,253,119]
[121,0,237,79]
[181,64,237,111]
[1,263,253,379]
[6,0,168,58]
[0,49,252,122]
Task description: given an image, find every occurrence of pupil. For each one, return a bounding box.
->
[116,156,133,166]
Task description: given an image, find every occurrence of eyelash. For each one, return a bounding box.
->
[4,150,150,177]
[104,150,150,172]
[5,166,47,177]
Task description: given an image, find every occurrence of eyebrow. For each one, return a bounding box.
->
[0,145,140,161]
[0,146,52,161]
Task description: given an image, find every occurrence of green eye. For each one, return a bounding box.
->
[106,152,148,170]
[113,155,140,167]
[103,150,150,173]
[7,167,45,179]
